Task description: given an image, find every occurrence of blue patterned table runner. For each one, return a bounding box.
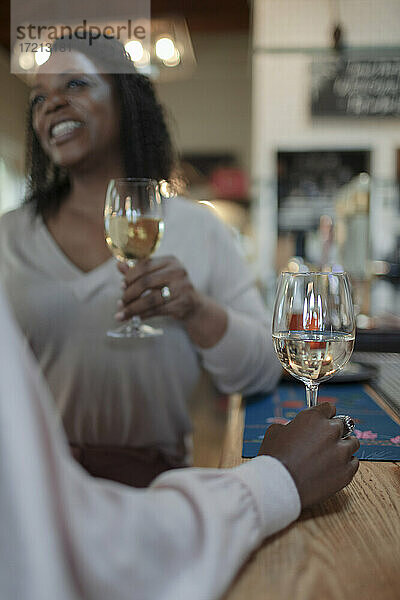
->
[243,384,400,461]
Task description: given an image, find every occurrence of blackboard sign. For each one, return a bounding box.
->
[311,57,400,117]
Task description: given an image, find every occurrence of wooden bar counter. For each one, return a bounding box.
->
[210,391,400,600]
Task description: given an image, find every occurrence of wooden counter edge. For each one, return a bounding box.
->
[219,394,245,469]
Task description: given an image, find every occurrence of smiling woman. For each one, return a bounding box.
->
[30,57,120,174]
[0,36,282,487]
[26,37,174,217]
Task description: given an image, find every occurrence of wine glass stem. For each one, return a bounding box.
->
[130,315,142,331]
[124,259,142,333]
[305,383,319,407]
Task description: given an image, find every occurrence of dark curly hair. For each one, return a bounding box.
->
[25,37,176,217]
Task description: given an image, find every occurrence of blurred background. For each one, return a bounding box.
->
[1,0,400,338]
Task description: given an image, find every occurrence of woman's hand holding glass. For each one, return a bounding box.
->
[116,257,228,348]
[258,401,360,509]
[265,271,360,507]
[116,255,200,321]
[106,179,228,348]
[104,178,164,338]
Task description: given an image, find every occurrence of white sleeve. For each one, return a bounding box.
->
[198,215,282,395]
[0,286,300,600]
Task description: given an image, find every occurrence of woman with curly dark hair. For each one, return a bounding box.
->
[26,38,175,218]
[0,37,281,487]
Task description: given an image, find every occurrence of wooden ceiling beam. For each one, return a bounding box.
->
[151,0,249,31]
[0,1,249,52]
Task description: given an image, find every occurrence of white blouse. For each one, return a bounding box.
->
[0,198,281,451]
[0,286,300,600]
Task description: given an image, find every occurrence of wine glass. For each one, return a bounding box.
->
[272,272,355,407]
[104,178,164,338]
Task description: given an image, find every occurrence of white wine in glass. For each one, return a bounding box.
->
[272,272,355,407]
[104,178,164,338]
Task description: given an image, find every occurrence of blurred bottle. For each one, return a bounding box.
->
[319,215,336,271]
[335,173,371,317]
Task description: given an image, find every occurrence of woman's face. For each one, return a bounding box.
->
[30,51,121,170]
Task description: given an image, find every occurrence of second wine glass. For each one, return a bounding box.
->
[272,272,355,407]
[104,178,164,339]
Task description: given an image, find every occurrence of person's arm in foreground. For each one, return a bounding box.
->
[0,287,359,600]
[117,205,282,395]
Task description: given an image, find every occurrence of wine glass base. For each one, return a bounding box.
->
[107,322,163,339]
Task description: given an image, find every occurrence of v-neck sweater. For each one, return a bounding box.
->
[0,197,281,452]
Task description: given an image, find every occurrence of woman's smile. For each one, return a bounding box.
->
[48,119,85,145]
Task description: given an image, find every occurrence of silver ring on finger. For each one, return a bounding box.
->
[332,415,355,439]
[160,285,171,302]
